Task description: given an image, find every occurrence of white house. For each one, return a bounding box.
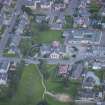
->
[92,62,102,70]
[50,52,60,59]
[0,61,10,85]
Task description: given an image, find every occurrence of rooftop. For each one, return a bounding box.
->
[64,29,102,44]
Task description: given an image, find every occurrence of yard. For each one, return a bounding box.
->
[11,65,44,105]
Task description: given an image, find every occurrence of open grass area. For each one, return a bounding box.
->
[32,30,63,44]
[11,65,44,105]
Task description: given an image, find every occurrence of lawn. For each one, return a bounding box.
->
[32,30,63,44]
[11,65,44,105]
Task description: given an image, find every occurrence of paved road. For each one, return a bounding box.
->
[0,0,24,55]
[100,31,105,46]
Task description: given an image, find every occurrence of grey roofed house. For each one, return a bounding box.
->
[82,76,95,89]
[78,89,95,101]
[40,44,51,56]
[50,23,63,30]
[24,0,34,5]
[82,71,100,89]
[0,0,12,5]
[71,62,84,80]
[24,0,51,6]
[92,46,105,57]
[36,15,47,23]
[64,29,102,44]
[0,60,10,72]
[63,29,70,37]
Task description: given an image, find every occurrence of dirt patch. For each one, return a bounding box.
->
[45,92,73,103]
[55,93,73,102]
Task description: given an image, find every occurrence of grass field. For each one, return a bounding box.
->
[11,65,44,105]
[32,30,63,44]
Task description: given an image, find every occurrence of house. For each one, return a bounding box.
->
[64,0,69,4]
[64,29,102,45]
[92,62,102,70]
[8,46,16,54]
[92,46,105,58]
[49,52,60,59]
[74,16,89,28]
[71,63,84,80]
[54,3,66,11]
[9,61,17,71]
[49,15,65,30]
[0,60,10,85]
[77,89,95,101]
[0,0,12,6]
[36,15,48,23]
[82,71,100,89]
[25,0,53,9]
[40,41,65,58]
[58,64,69,77]
[50,23,63,30]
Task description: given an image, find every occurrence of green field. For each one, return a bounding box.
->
[32,30,63,44]
[11,65,44,105]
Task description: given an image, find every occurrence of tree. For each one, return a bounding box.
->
[19,39,32,56]
[22,5,33,15]
[37,21,49,31]
[89,0,101,14]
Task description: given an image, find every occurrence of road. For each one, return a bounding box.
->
[0,0,24,55]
